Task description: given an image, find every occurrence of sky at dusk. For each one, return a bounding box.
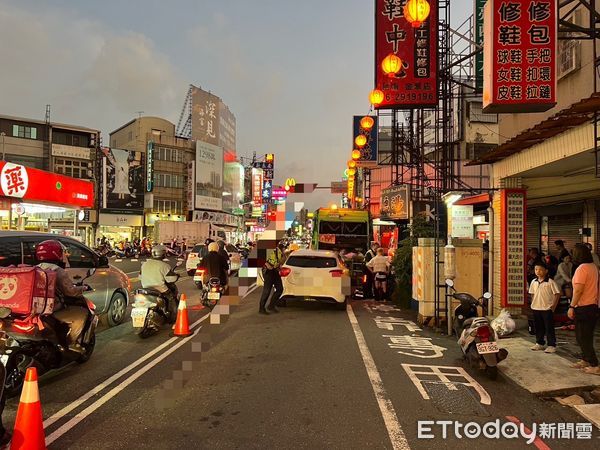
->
[0,0,471,209]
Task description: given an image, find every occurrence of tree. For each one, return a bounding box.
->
[392,215,435,291]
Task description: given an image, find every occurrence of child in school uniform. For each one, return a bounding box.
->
[529,261,561,353]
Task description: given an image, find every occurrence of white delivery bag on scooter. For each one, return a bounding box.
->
[491,308,516,337]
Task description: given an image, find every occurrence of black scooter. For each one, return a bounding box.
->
[0,270,98,397]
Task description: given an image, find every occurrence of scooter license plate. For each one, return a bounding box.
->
[131,307,148,328]
[476,342,499,354]
[208,292,220,300]
[193,276,203,282]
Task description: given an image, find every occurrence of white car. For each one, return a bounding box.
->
[186,244,208,276]
[279,249,351,309]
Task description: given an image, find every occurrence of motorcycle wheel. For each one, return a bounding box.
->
[4,352,28,397]
[195,281,203,290]
[76,333,96,364]
[138,327,154,339]
[485,365,498,380]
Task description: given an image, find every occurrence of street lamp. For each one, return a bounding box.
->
[354,135,367,148]
[369,89,384,107]
[381,53,403,77]
[404,0,431,28]
[360,116,375,131]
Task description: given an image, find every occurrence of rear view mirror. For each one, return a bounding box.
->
[483,292,492,299]
[445,279,454,287]
[87,268,96,278]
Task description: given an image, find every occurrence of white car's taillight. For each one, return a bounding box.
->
[280,267,292,277]
[329,269,344,278]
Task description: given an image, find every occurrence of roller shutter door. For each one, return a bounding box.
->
[526,209,540,252]
[548,214,582,258]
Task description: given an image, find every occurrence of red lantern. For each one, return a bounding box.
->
[404,0,431,28]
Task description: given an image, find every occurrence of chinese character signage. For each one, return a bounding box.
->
[450,205,474,238]
[219,102,237,152]
[380,185,409,220]
[483,0,557,113]
[353,116,378,167]
[191,85,220,146]
[195,141,223,211]
[101,147,144,212]
[375,0,438,108]
[474,0,486,91]
[500,189,526,307]
[146,141,154,193]
[251,168,263,207]
[0,161,93,208]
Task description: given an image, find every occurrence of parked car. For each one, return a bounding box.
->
[0,231,130,327]
[186,243,208,275]
[279,249,351,310]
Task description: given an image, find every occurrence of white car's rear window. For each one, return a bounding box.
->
[286,256,338,268]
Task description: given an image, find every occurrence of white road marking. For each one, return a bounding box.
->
[346,304,410,450]
[43,314,209,430]
[45,324,204,446]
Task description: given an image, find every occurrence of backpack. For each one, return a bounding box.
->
[0,265,56,317]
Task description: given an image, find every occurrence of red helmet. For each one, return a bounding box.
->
[36,240,64,263]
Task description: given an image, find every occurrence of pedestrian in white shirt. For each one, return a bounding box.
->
[529,262,561,353]
[366,248,390,301]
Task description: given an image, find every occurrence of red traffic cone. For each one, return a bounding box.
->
[173,294,192,337]
[11,367,46,450]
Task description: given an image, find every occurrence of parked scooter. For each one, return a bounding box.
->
[131,262,182,338]
[446,279,508,379]
[0,269,98,397]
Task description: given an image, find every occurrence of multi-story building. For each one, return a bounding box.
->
[0,113,99,245]
[467,4,599,315]
[109,117,194,240]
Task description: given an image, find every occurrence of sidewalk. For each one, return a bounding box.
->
[391,300,600,429]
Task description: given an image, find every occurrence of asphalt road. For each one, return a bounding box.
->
[3,270,599,449]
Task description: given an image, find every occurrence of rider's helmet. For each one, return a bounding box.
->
[151,245,167,259]
[36,240,65,264]
[208,242,219,253]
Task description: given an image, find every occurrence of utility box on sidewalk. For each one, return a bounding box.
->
[412,238,445,323]
[450,238,484,314]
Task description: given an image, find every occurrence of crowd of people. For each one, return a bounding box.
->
[527,240,600,375]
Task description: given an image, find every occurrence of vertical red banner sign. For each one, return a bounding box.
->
[500,189,527,307]
[375,0,438,108]
[483,0,557,113]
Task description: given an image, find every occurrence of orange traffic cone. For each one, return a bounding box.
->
[173,294,192,337]
[11,367,46,450]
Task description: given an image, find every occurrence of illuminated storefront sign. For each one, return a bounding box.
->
[0,161,94,208]
[483,0,557,113]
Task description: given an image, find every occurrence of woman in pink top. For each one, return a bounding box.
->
[568,244,600,374]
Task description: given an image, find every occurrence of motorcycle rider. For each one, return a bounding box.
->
[140,245,178,322]
[363,242,379,298]
[198,242,229,290]
[217,240,231,272]
[366,247,390,301]
[35,240,90,351]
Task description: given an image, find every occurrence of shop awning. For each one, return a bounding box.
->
[467,93,600,166]
[454,193,491,206]
[0,161,94,208]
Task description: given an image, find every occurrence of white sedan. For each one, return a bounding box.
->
[279,249,351,310]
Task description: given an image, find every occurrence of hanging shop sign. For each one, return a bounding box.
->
[252,169,263,206]
[375,0,438,108]
[330,181,346,194]
[500,189,527,307]
[474,0,486,91]
[380,185,409,220]
[146,141,154,192]
[0,161,94,208]
[187,161,195,212]
[353,116,378,167]
[483,0,557,113]
[450,205,474,238]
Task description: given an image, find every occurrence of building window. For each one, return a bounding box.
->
[156,146,184,163]
[154,172,184,188]
[53,131,90,147]
[558,39,581,79]
[12,125,37,140]
[468,102,498,124]
[152,199,181,214]
[54,159,91,179]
